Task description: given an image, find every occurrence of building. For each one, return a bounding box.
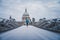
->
[32,18,35,23]
[22,8,31,24]
[9,16,15,22]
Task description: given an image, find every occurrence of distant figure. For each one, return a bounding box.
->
[26,18,29,26]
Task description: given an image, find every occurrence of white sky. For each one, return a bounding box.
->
[0,0,60,21]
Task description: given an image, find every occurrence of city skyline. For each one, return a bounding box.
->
[0,0,60,21]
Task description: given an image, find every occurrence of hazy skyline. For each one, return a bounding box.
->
[0,0,60,21]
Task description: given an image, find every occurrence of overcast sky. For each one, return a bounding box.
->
[0,0,60,21]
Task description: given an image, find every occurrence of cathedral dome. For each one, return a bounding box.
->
[22,8,30,23]
[23,8,29,17]
[23,13,29,16]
